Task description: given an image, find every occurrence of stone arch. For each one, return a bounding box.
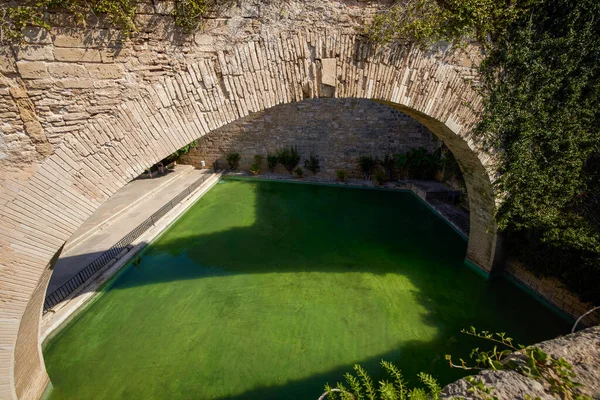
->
[0,32,497,399]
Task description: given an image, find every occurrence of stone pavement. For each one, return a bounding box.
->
[47,165,208,294]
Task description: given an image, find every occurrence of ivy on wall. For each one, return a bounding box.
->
[372,0,600,304]
[0,0,229,43]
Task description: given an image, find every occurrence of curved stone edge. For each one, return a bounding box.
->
[441,325,600,399]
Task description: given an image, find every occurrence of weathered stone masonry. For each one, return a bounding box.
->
[0,1,498,399]
[180,98,440,177]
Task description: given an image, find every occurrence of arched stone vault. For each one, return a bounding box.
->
[0,13,496,400]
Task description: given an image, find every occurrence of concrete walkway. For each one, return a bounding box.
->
[47,165,208,294]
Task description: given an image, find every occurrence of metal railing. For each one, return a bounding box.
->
[43,172,210,313]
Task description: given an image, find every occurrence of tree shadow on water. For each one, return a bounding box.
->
[47,179,569,400]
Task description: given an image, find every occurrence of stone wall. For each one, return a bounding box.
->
[180,98,440,177]
[505,261,600,327]
[441,325,600,399]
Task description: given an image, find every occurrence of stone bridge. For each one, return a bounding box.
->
[0,1,497,398]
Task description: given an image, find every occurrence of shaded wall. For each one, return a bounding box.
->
[180,98,440,177]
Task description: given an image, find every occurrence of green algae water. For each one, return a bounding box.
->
[44,179,568,399]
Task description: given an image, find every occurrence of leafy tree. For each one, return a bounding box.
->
[477,0,600,302]
[372,0,600,303]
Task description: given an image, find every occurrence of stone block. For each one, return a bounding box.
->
[48,63,89,79]
[0,47,16,74]
[85,64,125,79]
[14,45,54,61]
[16,62,49,79]
[154,1,175,14]
[55,48,102,63]
[22,27,52,44]
[55,79,94,89]
[321,58,337,87]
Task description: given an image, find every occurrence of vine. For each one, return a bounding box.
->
[0,0,229,43]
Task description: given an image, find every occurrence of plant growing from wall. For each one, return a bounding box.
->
[250,154,263,176]
[304,153,321,175]
[277,146,301,174]
[359,155,376,180]
[164,139,198,164]
[173,0,228,33]
[294,167,303,179]
[226,152,240,171]
[336,170,348,183]
[445,327,591,400]
[267,153,278,173]
[322,327,590,400]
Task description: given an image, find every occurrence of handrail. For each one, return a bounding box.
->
[43,172,209,313]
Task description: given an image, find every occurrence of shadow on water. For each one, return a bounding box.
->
[44,178,569,400]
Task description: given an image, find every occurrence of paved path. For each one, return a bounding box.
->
[47,166,208,294]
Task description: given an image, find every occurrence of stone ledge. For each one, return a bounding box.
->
[441,325,600,399]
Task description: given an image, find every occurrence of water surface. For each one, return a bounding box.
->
[44,179,568,399]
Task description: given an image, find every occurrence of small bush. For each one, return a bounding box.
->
[336,170,348,182]
[374,168,387,186]
[294,167,304,178]
[381,154,395,178]
[277,146,301,174]
[303,153,320,175]
[267,153,278,173]
[226,152,241,170]
[250,154,263,175]
[359,155,376,180]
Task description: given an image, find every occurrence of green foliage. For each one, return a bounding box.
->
[250,154,263,175]
[381,154,395,178]
[336,170,348,183]
[0,0,228,43]
[359,155,377,180]
[267,153,278,173]
[164,139,198,163]
[477,0,600,303]
[226,152,240,171]
[304,153,321,175]
[445,327,590,399]
[1,0,137,42]
[294,166,303,178]
[394,147,439,180]
[374,168,387,186]
[173,0,233,33]
[277,146,301,174]
[323,327,591,400]
[321,361,441,400]
[367,0,536,47]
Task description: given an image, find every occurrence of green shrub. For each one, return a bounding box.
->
[277,146,301,174]
[250,155,263,175]
[294,167,303,178]
[226,152,241,171]
[304,153,320,175]
[267,153,278,173]
[373,168,387,186]
[381,154,395,178]
[336,170,348,183]
[395,147,439,180]
[322,361,441,400]
[358,155,376,180]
